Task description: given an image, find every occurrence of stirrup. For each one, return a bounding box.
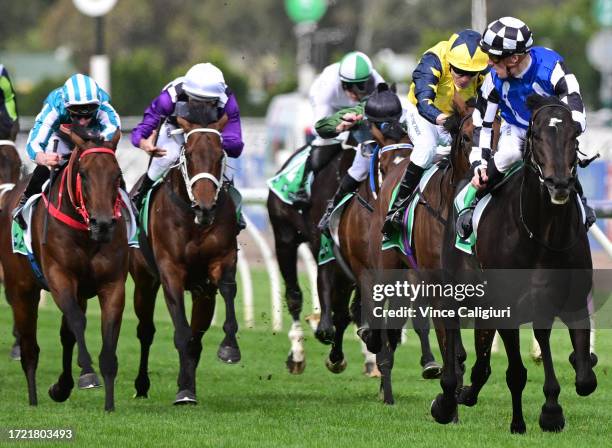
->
[455,207,475,240]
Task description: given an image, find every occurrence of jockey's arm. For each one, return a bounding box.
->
[0,66,18,122]
[97,101,122,141]
[221,93,244,158]
[131,90,175,148]
[412,52,444,125]
[551,61,586,134]
[315,104,364,139]
[26,102,59,163]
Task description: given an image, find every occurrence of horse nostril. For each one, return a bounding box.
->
[89,218,97,226]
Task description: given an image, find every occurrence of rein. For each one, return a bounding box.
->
[42,147,123,231]
[179,128,225,205]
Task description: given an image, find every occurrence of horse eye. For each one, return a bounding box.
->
[79,171,86,179]
[461,133,471,144]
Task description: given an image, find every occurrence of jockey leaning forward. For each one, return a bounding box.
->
[456,17,596,238]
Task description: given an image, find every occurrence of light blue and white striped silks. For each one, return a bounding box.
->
[61,74,101,107]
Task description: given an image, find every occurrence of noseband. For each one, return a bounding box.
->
[180,128,225,205]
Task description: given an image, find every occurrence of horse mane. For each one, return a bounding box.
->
[526,94,567,112]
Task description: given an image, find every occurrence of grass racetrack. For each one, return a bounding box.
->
[0,270,610,447]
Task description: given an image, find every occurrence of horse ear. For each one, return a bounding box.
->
[389,82,397,93]
[453,92,468,117]
[110,129,121,149]
[176,116,193,131]
[68,128,86,147]
[213,113,228,131]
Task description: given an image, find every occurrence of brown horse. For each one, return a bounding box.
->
[0,133,23,360]
[130,111,239,404]
[0,127,126,411]
[360,96,493,404]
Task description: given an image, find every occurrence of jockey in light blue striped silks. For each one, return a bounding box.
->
[12,73,121,229]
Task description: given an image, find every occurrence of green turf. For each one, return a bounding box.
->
[0,271,610,447]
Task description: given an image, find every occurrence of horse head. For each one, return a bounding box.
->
[525,94,578,205]
[177,106,228,227]
[368,119,412,179]
[67,125,122,242]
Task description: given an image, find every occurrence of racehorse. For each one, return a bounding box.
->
[0,126,126,411]
[130,109,240,404]
[432,94,597,433]
[267,142,356,374]
[360,96,490,404]
[0,127,23,360]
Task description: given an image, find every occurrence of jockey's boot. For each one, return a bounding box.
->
[291,156,312,208]
[12,165,51,230]
[318,174,360,237]
[456,162,503,240]
[132,174,155,215]
[575,178,596,229]
[381,162,425,239]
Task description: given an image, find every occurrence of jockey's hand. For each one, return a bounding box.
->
[435,113,448,126]
[35,152,60,167]
[139,131,167,157]
[471,165,488,190]
[335,113,363,133]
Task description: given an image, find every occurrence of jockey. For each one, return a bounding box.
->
[12,74,121,229]
[291,51,385,205]
[0,64,19,139]
[456,17,595,238]
[317,83,404,234]
[382,29,489,238]
[130,62,244,211]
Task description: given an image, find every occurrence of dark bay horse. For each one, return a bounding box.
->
[360,97,491,404]
[0,132,23,360]
[433,95,597,433]
[267,143,356,374]
[130,112,239,404]
[0,127,126,411]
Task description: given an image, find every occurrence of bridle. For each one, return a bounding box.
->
[179,128,225,205]
[519,103,581,251]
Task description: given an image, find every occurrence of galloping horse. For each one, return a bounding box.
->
[0,127,126,411]
[432,94,597,433]
[360,96,489,404]
[0,127,23,360]
[130,109,240,404]
[267,144,356,374]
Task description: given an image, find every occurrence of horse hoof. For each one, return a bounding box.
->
[539,403,565,432]
[314,326,334,345]
[48,382,72,402]
[10,343,21,361]
[173,390,197,405]
[457,386,477,407]
[286,354,306,375]
[217,345,241,364]
[430,394,457,425]
[591,352,598,368]
[510,420,527,434]
[575,371,597,396]
[134,375,150,398]
[325,357,347,374]
[363,362,381,378]
[133,392,148,399]
[422,361,442,380]
[78,373,101,389]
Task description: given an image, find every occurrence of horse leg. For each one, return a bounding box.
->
[11,323,21,361]
[48,316,76,402]
[411,311,442,379]
[567,328,597,396]
[431,323,459,424]
[457,328,495,406]
[160,276,194,405]
[133,275,160,398]
[11,289,41,405]
[498,329,527,434]
[315,263,336,344]
[74,298,100,388]
[273,228,306,374]
[377,328,401,405]
[188,286,216,400]
[532,328,565,432]
[325,282,351,374]
[217,266,241,364]
[97,280,125,412]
